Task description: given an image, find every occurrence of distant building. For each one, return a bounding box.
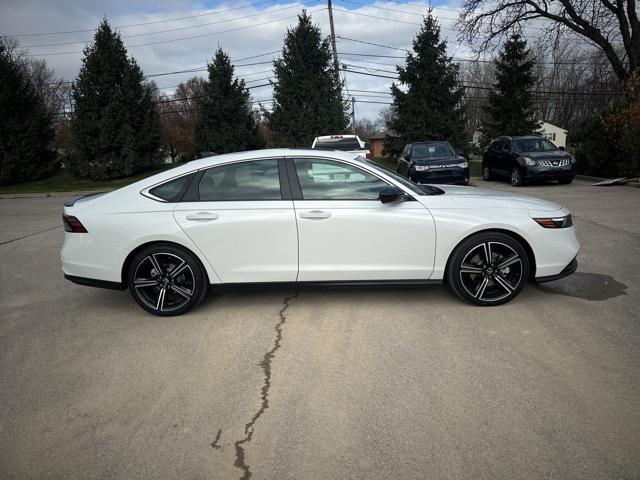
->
[368,132,388,158]
[538,121,568,148]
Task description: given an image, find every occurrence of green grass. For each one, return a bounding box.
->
[0,164,178,194]
[469,160,482,177]
[372,157,398,172]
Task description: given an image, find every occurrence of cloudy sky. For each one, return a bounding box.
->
[2,0,482,120]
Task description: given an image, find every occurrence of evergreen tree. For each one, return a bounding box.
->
[267,11,348,147]
[384,13,465,156]
[195,49,262,154]
[70,19,161,180]
[482,33,539,141]
[0,44,56,186]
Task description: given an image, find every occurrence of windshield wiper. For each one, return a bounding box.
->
[419,185,445,195]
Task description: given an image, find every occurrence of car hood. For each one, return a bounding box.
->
[430,185,564,212]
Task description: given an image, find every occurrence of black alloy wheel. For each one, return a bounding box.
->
[447,232,530,306]
[482,165,492,181]
[128,244,208,316]
[511,167,524,187]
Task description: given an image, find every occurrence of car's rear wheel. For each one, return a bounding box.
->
[482,165,492,181]
[446,232,530,306]
[128,244,208,316]
[510,167,524,187]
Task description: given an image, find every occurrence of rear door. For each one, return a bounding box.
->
[287,156,436,281]
[173,158,298,283]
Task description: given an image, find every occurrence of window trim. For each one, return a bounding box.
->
[285,156,395,201]
[141,171,197,203]
[140,157,291,203]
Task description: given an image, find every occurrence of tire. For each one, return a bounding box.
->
[510,167,524,187]
[446,232,530,306]
[482,164,492,181]
[128,244,209,316]
[558,177,574,185]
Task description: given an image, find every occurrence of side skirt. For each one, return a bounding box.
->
[64,274,125,290]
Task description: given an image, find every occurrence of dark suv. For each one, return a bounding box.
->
[482,135,576,186]
[397,141,469,185]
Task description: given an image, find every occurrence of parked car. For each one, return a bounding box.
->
[397,141,469,185]
[312,134,371,160]
[483,135,576,187]
[62,149,579,316]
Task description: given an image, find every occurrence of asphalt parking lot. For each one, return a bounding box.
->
[1,178,639,479]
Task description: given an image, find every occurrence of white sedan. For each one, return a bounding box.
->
[61,149,579,316]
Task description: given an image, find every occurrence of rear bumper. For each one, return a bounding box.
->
[65,274,125,290]
[535,257,577,283]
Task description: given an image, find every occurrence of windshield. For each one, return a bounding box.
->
[411,142,455,158]
[354,156,444,195]
[313,137,362,151]
[513,138,558,153]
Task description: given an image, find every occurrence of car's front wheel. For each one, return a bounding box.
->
[128,244,208,316]
[446,232,530,306]
[510,167,524,187]
[482,165,492,181]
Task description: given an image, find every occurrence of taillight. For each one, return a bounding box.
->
[63,214,88,233]
[366,152,372,160]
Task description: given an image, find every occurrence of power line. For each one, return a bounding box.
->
[22,5,305,49]
[24,7,326,56]
[4,0,277,37]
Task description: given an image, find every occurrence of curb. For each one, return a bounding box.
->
[575,175,640,188]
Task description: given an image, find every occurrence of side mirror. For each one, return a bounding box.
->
[379,186,405,204]
[364,142,371,150]
[558,146,565,151]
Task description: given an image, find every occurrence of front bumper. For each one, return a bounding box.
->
[412,167,469,185]
[535,257,577,283]
[523,165,576,182]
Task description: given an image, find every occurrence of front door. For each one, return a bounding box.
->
[288,157,436,282]
[173,158,298,283]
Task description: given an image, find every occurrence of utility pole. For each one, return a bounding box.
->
[327,0,340,81]
[351,97,356,135]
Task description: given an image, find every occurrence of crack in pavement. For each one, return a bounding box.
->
[233,290,299,480]
[211,429,222,449]
[0,225,61,246]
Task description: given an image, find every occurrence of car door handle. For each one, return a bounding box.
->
[185,212,218,222]
[299,210,331,220]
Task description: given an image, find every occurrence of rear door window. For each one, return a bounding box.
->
[198,159,282,201]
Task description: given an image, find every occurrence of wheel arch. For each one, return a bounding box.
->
[444,228,537,280]
[121,240,211,288]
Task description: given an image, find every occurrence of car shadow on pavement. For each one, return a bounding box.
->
[534,272,628,301]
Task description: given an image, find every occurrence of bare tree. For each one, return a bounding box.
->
[458,0,639,81]
[353,118,381,140]
[157,77,207,162]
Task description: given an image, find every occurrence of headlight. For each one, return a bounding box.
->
[457,162,468,168]
[414,165,430,171]
[533,215,573,228]
[522,156,537,166]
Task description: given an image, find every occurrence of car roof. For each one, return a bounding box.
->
[409,141,452,145]
[183,148,359,170]
[494,135,541,141]
[315,135,358,139]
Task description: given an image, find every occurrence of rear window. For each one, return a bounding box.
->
[148,173,194,202]
[313,137,361,151]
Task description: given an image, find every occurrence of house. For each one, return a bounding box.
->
[538,121,568,148]
[368,132,388,158]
